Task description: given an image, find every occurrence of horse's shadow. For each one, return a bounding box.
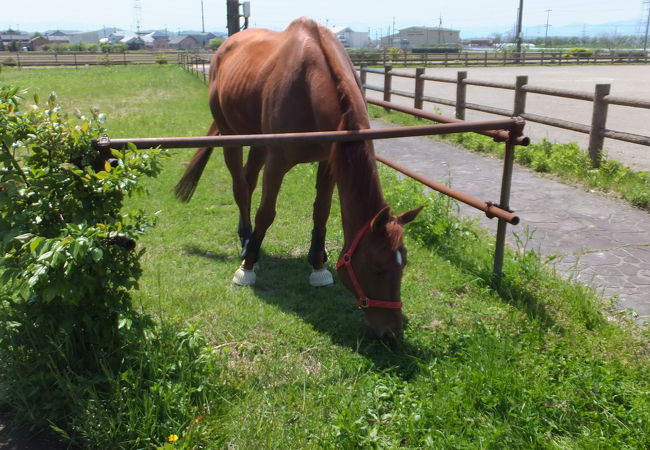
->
[185,244,435,380]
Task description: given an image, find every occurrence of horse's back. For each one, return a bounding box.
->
[209,18,361,143]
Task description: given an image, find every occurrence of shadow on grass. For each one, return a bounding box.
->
[183,244,239,263]
[210,249,447,380]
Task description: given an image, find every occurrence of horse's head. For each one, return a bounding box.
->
[336,205,422,341]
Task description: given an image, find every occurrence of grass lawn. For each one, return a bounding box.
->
[2,65,649,448]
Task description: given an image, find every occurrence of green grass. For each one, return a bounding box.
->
[2,66,649,448]
[369,105,650,211]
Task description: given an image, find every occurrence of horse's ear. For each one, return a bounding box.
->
[370,205,392,233]
[396,206,424,225]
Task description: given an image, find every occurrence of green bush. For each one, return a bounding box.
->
[563,47,594,58]
[208,37,225,51]
[0,81,160,418]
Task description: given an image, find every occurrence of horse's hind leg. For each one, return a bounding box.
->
[233,159,288,285]
[224,146,254,248]
[308,161,335,287]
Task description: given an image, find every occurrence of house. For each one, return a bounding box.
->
[0,29,30,51]
[142,31,170,49]
[330,26,369,49]
[30,33,70,51]
[188,32,216,47]
[168,35,201,50]
[381,26,460,49]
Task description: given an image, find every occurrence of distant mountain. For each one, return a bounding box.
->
[461,18,643,39]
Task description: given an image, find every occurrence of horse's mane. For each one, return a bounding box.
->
[315,25,386,219]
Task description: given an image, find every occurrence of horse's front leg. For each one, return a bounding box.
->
[233,160,288,286]
[308,161,335,287]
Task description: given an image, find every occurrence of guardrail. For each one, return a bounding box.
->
[349,50,650,67]
[360,65,650,167]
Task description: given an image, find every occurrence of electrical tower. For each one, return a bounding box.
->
[134,0,142,33]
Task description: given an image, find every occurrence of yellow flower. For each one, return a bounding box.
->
[168,434,179,443]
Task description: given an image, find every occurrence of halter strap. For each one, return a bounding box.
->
[336,218,403,310]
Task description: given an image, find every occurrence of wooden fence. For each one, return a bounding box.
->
[0,50,183,67]
[350,50,650,67]
[4,49,648,69]
[360,66,650,166]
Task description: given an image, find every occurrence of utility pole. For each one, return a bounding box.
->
[643,0,650,53]
[201,0,205,33]
[227,0,240,36]
[544,9,551,48]
[515,0,524,63]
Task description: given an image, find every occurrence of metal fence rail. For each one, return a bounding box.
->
[93,114,528,281]
[360,65,650,167]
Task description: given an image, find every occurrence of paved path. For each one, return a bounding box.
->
[372,120,650,321]
[365,65,650,172]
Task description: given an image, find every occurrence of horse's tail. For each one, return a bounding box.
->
[174,121,218,202]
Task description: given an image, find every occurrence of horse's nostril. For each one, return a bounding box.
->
[108,158,119,168]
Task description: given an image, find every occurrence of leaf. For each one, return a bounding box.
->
[14,233,34,242]
[104,161,112,172]
[91,247,103,262]
[29,236,44,254]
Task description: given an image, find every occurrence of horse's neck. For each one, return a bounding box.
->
[334,142,386,244]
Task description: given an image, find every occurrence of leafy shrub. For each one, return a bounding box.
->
[0,81,161,418]
[208,37,225,51]
[1,57,17,67]
[155,51,169,64]
[563,47,593,58]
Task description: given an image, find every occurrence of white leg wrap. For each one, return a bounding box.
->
[232,264,256,286]
[309,268,334,287]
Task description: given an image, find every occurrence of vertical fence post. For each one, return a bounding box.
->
[484,51,488,67]
[455,71,467,120]
[503,51,507,66]
[16,52,21,69]
[360,65,367,97]
[513,75,528,116]
[424,52,428,67]
[414,67,425,110]
[492,137,517,283]
[444,52,448,67]
[383,65,392,110]
[588,84,611,168]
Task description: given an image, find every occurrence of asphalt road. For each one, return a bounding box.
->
[364,65,650,172]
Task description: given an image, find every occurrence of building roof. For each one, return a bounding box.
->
[169,35,199,45]
[400,26,459,33]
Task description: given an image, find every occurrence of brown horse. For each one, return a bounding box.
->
[174,17,421,339]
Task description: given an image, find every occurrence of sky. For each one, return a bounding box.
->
[3,0,649,38]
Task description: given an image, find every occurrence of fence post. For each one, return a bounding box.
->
[484,51,488,67]
[16,52,21,69]
[503,52,507,66]
[360,65,367,97]
[493,137,517,283]
[455,71,467,120]
[383,65,393,109]
[444,52,448,67]
[414,67,425,110]
[513,75,528,117]
[424,52,428,67]
[588,83,611,168]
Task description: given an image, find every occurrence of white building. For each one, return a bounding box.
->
[330,26,369,49]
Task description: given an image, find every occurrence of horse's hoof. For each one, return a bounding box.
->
[233,266,256,286]
[309,268,334,287]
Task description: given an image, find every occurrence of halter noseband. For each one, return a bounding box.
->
[335,218,403,310]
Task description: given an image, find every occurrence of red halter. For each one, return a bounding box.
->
[335,218,403,310]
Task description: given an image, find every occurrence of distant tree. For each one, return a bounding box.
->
[208,38,225,50]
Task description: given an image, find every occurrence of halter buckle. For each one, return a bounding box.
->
[358,298,369,309]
